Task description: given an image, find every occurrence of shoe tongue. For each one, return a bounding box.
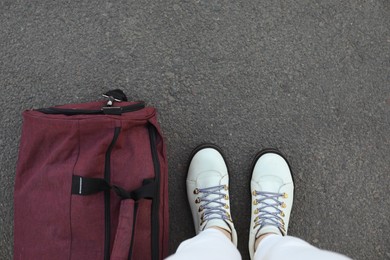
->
[260,179,281,201]
[259,179,281,208]
[255,177,283,236]
[197,171,228,229]
[197,172,224,209]
[197,171,224,203]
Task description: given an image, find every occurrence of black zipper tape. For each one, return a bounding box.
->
[36,102,145,115]
[127,203,139,260]
[104,127,121,260]
[148,125,161,260]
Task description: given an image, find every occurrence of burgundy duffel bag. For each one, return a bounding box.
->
[14,90,169,260]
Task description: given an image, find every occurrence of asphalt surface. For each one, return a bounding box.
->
[1,1,389,259]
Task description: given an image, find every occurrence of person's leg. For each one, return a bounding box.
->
[254,234,350,260]
[166,228,240,260]
[166,144,240,260]
[249,149,351,260]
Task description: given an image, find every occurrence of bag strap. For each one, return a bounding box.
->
[71,175,156,201]
[112,179,156,200]
[71,175,156,260]
[36,89,145,115]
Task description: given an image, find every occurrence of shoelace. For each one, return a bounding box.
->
[252,190,288,235]
[194,185,231,225]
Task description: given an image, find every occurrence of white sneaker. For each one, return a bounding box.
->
[186,144,238,246]
[249,149,294,259]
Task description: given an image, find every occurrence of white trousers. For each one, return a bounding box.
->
[166,229,351,260]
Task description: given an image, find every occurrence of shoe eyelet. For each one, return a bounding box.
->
[195,198,201,203]
[224,185,228,191]
[281,202,287,208]
[254,209,259,214]
[224,194,229,200]
[280,211,285,217]
[224,204,229,209]
[193,188,199,194]
[198,206,203,212]
[252,190,257,196]
[253,200,258,205]
[283,193,288,199]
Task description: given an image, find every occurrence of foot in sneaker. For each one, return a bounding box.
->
[249,149,294,259]
[186,145,238,246]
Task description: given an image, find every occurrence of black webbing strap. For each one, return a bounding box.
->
[72,175,110,195]
[112,179,156,200]
[71,175,156,201]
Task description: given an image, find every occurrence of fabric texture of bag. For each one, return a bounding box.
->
[14,89,169,260]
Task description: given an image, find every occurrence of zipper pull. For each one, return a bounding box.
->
[102,89,128,107]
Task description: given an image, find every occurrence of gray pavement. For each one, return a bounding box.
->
[1,1,389,259]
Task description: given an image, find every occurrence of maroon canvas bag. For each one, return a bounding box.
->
[14,90,169,260]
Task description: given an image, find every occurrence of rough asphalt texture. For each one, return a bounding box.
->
[1,1,389,259]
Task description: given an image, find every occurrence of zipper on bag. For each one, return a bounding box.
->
[36,102,145,115]
[127,203,139,260]
[148,124,161,260]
